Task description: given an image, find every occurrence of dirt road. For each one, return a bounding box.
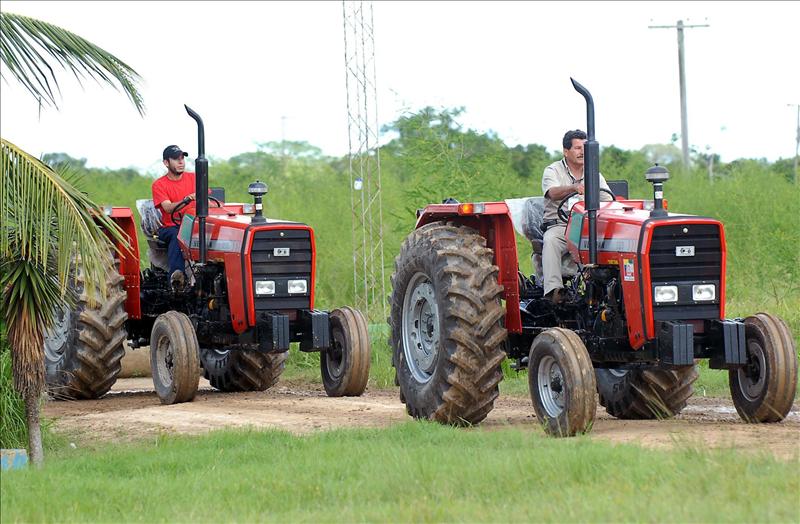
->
[45,378,799,460]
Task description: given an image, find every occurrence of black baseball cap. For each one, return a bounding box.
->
[162,145,189,160]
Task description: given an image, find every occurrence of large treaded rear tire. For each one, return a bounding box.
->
[44,258,128,399]
[200,348,287,392]
[730,313,798,423]
[389,222,507,425]
[596,365,699,419]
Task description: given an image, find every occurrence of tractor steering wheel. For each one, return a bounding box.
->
[556,187,616,223]
[170,196,223,226]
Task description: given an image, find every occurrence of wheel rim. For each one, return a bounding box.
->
[155,335,176,387]
[325,329,345,380]
[737,339,767,401]
[401,272,440,383]
[537,355,566,417]
[43,307,71,363]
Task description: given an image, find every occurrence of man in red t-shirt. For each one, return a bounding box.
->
[152,144,196,287]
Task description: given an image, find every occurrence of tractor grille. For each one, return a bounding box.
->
[250,229,312,310]
[648,223,722,321]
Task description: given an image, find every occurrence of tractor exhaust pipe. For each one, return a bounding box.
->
[570,78,599,265]
[184,105,209,265]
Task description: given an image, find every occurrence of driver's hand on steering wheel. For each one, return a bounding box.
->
[181,193,196,205]
[573,182,585,195]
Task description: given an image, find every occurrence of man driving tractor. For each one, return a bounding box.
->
[151,144,196,288]
[541,129,613,304]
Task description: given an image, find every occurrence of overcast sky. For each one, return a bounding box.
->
[1,1,797,174]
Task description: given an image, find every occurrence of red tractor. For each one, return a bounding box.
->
[389,79,797,436]
[44,106,371,404]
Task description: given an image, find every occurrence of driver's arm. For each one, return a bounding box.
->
[159,193,196,214]
[545,183,583,202]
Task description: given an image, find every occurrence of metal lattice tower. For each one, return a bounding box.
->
[342,0,386,322]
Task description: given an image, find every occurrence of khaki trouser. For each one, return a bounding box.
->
[542,225,578,296]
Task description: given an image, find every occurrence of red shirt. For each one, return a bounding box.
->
[152,171,196,227]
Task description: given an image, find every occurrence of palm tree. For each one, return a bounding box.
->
[0,12,144,467]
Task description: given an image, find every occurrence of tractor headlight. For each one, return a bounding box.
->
[242,203,255,214]
[255,280,275,296]
[654,285,678,303]
[692,284,716,301]
[287,279,307,294]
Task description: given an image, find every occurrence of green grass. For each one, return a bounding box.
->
[2,423,797,523]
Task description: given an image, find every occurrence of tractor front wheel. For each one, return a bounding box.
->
[730,313,798,423]
[321,306,371,397]
[390,222,507,425]
[528,328,596,437]
[150,311,200,404]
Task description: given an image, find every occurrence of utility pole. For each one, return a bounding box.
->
[280,115,288,177]
[790,104,799,185]
[650,19,709,170]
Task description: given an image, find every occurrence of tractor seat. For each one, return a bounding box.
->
[135,199,170,271]
[505,197,545,252]
[506,196,546,285]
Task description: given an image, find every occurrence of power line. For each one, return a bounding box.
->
[649,19,709,170]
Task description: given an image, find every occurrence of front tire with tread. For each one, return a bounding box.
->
[730,313,798,423]
[150,311,200,404]
[322,306,371,397]
[528,328,596,437]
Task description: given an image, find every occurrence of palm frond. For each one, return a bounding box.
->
[0,12,145,115]
[0,138,128,324]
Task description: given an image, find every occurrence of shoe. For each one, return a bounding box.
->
[170,270,185,291]
[545,288,565,305]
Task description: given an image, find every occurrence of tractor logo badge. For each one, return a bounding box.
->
[676,246,695,257]
[274,248,290,257]
[623,258,635,281]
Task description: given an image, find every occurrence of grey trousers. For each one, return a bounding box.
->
[542,225,578,296]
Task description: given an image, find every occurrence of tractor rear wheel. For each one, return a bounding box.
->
[596,365,699,419]
[150,311,200,404]
[321,306,371,397]
[44,256,128,399]
[200,348,287,392]
[390,222,507,425]
[528,328,596,437]
[730,313,798,423]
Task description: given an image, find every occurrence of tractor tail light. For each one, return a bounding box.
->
[457,203,485,215]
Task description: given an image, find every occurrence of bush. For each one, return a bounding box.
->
[0,326,28,449]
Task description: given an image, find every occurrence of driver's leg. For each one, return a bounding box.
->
[542,225,568,300]
[156,226,184,276]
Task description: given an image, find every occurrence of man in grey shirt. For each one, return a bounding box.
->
[541,130,612,303]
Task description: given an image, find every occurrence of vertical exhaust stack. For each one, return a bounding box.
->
[645,164,670,217]
[184,105,209,265]
[570,78,600,265]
